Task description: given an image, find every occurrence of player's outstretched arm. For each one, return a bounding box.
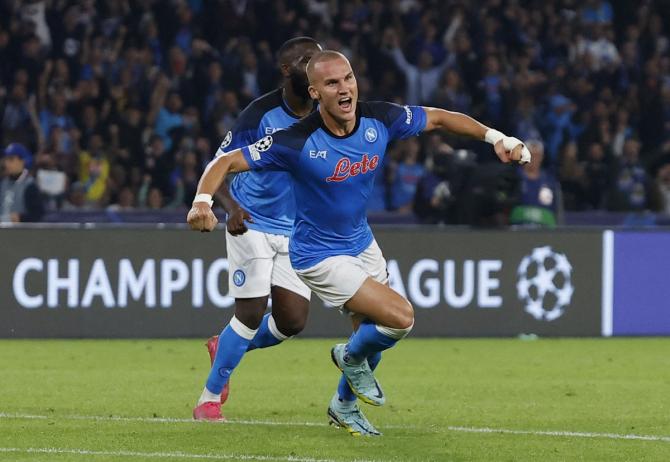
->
[421,107,531,165]
[187,149,251,232]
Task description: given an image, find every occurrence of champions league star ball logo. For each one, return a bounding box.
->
[516,246,574,322]
[254,136,273,152]
[220,131,232,149]
[248,136,273,161]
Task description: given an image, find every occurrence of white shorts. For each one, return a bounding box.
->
[226,228,311,300]
[295,240,388,308]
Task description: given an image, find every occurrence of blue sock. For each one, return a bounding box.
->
[247,313,287,351]
[205,317,257,394]
[337,351,382,402]
[344,319,398,363]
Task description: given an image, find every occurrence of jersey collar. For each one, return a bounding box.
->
[318,104,361,139]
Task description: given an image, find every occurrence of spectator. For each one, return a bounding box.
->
[143,134,173,198]
[477,55,508,127]
[39,93,75,151]
[0,143,43,222]
[151,88,185,151]
[78,133,110,206]
[2,83,40,148]
[583,142,610,210]
[389,138,426,212]
[611,109,633,158]
[383,28,451,106]
[414,145,457,224]
[107,186,136,211]
[542,81,577,164]
[173,149,202,208]
[240,50,262,101]
[608,138,660,211]
[558,141,587,211]
[514,97,542,143]
[657,163,670,215]
[433,69,471,114]
[20,1,51,49]
[580,25,620,71]
[115,106,145,168]
[580,0,614,25]
[365,154,392,213]
[61,181,89,210]
[509,140,562,227]
[200,61,225,120]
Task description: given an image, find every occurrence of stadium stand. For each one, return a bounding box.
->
[1,0,670,225]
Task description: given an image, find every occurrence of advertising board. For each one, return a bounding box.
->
[0,228,603,338]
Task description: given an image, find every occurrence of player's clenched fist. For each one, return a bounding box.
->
[187,201,218,232]
[226,207,253,236]
[485,129,531,165]
[493,139,530,164]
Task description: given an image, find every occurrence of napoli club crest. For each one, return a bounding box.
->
[365,127,377,143]
[233,270,246,287]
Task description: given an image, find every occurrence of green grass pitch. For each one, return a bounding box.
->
[0,338,669,461]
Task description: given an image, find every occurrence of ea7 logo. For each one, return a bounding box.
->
[265,127,280,135]
[309,150,327,159]
[404,105,413,125]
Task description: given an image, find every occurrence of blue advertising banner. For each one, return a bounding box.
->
[612,232,670,335]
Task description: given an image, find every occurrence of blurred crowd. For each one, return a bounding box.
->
[2,0,670,226]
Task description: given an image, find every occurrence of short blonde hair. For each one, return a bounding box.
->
[306,50,350,83]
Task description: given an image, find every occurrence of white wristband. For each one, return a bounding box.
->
[484,128,505,145]
[193,193,213,207]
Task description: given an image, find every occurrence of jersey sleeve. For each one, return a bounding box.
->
[240,130,301,172]
[377,102,427,141]
[215,113,261,157]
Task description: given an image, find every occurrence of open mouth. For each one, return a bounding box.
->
[338,97,353,111]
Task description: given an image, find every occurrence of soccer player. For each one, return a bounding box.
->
[192,37,322,421]
[188,50,530,434]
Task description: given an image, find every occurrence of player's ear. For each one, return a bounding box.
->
[308,85,319,101]
[279,63,290,77]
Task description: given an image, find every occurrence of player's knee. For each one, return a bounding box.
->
[234,309,265,330]
[237,314,263,330]
[273,311,306,337]
[377,318,414,340]
[389,298,414,330]
[396,312,415,331]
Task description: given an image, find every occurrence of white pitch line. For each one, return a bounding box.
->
[0,447,382,462]
[1,412,669,443]
[0,412,329,427]
[446,426,670,443]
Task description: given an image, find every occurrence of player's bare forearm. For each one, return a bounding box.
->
[215,180,241,214]
[196,150,249,196]
[188,150,250,232]
[422,107,488,140]
[421,106,531,165]
[214,177,254,236]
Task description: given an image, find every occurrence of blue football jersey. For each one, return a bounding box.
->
[216,89,307,236]
[241,101,427,269]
